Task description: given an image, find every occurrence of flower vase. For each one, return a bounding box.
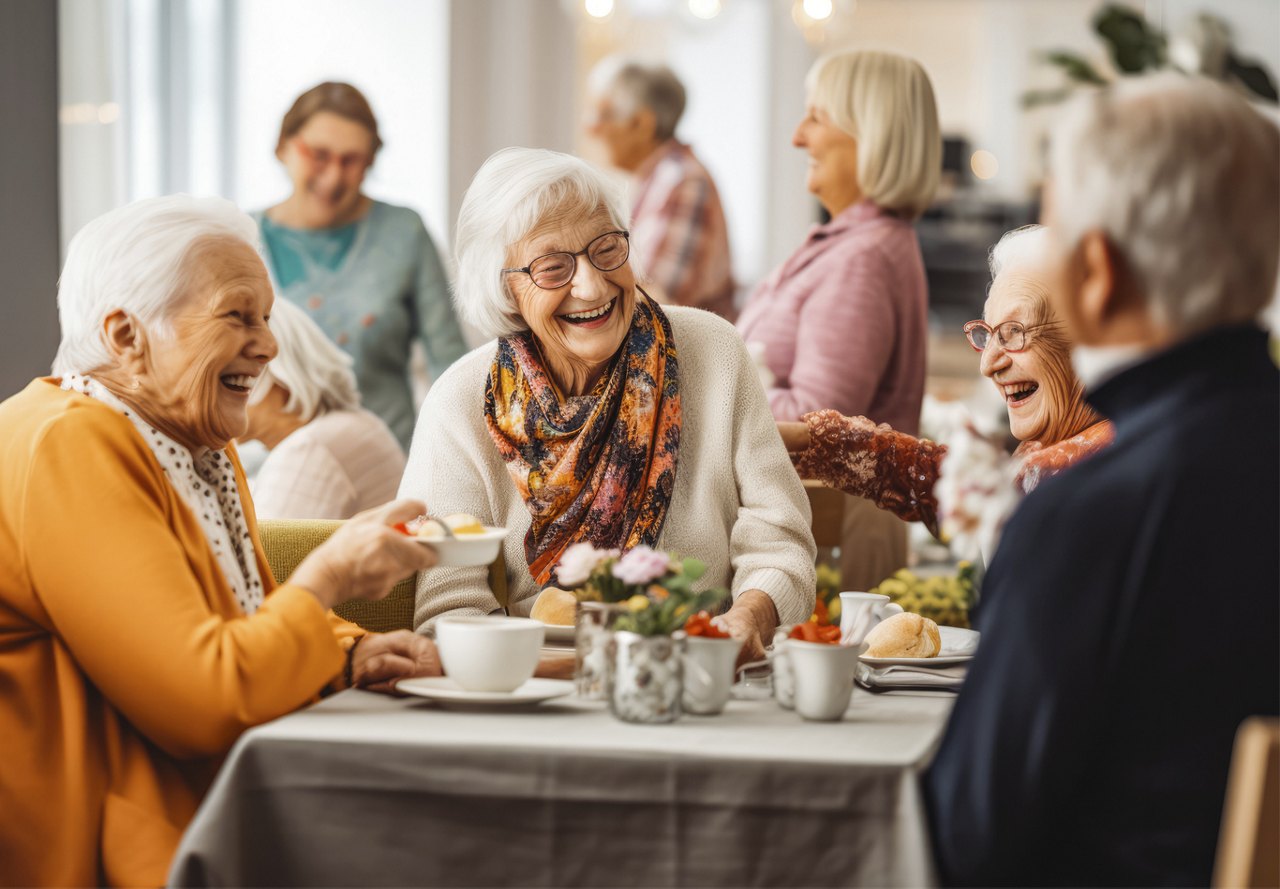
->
[608,631,685,724]
[574,601,625,699]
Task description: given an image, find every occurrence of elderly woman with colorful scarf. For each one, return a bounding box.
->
[0,195,442,887]
[779,225,1113,539]
[402,148,816,665]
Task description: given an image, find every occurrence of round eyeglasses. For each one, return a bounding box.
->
[963,319,1059,353]
[502,230,630,290]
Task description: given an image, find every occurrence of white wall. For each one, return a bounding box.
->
[232,0,451,245]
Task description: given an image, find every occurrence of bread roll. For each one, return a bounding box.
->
[863,612,941,658]
[530,587,578,626]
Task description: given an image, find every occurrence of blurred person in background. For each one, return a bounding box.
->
[245,298,405,520]
[924,73,1279,887]
[737,50,941,589]
[257,81,468,452]
[586,59,736,321]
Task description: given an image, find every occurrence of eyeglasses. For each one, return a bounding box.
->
[963,319,1060,353]
[502,230,630,290]
[292,137,371,174]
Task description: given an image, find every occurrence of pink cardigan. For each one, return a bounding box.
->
[736,201,928,435]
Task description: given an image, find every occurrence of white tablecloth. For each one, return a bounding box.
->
[169,688,951,887]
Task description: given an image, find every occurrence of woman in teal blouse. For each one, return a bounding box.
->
[257,82,467,451]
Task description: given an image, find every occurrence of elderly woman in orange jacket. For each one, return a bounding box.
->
[0,195,442,887]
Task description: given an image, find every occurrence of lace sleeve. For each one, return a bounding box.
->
[793,410,946,534]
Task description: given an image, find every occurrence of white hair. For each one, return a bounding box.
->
[1049,71,1279,334]
[251,297,360,421]
[591,58,687,142]
[53,194,262,376]
[453,148,631,339]
[989,224,1050,280]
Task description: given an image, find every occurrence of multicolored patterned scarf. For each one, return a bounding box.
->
[484,293,681,586]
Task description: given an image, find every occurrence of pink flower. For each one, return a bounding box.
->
[611,546,672,586]
[556,543,616,587]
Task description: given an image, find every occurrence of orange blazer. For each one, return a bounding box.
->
[0,379,362,887]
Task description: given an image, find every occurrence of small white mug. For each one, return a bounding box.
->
[682,636,744,715]
[838,592,904,647]
[787,639,861,721]
[434,616,544,692]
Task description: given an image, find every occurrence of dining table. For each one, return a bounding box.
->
[168,683,953,887]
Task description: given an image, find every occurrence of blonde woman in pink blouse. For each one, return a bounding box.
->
[737,50,941,587]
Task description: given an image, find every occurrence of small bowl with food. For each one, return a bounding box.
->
[399,513,507,568]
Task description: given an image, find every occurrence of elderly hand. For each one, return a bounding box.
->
[778,421,810,453]
[712,589,780,667]
[350,630,442,694]
[292,499,438,610]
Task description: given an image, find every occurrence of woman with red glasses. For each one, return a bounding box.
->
[780,225,1113,537]
[255,82,467,452]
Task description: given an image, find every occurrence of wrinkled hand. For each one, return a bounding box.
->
[292,499,438,610]
[792,411,881,479]
[711,589,780,667]
[778,421,810,453]
[351,630,443,694]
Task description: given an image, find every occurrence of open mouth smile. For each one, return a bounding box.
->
[1000,381,1039,407]
[220,374,257,395]
[559,297,617,328]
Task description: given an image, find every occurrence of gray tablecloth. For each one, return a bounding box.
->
[169,688,951,887]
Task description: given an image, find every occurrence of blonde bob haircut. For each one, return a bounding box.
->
[806,50,941,221]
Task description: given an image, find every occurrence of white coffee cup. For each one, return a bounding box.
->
[434,616,544,692]
[787,639,861,721]
[682,635,743,715]
[838,591,904,647]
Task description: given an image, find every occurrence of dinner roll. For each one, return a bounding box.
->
[530,586,578,626]
[863,612,941,658]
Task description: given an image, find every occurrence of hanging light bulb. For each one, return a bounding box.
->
[802,0,833,21]
[688,0,722,20]
[584,0,614,19]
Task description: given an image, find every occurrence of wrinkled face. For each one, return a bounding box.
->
[792,104,861,214]
[138,240,277,451]
[277,112,374,227]
[979,266,1080,445]
[506,207,636,391]
[584,95,650,172]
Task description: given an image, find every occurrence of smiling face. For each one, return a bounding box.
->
[506,206,636,396]
[133,240,278,451]
[979,264,1091,446]
[792,104,861,216]
[276,111,374,228]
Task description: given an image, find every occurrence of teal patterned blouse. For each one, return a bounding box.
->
[255,201,468,451]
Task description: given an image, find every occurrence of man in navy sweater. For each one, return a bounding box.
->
[924,72,1279,886]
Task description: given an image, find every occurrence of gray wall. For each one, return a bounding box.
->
[1,0,60,399]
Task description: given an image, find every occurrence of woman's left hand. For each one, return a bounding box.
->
[349,630,442,694]
[712,590,780,667]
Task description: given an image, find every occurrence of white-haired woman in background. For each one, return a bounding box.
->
[736,49,941,589]
[400,147,815,667]
[245,297,406,519]
[0,195,441,887]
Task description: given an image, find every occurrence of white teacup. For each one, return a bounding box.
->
[682,635,743,715]
[434,616,544,692]
[838,591,904,647]
[787,639,861,721]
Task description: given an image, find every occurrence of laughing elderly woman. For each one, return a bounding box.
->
[401,148,816,663]
[0,195,441,887]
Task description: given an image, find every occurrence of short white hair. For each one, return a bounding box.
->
[53,194,262,376]
[591,58,687,142]
[989,224,1050,280]
[1049,72,1279,334]
[251,297,360,421]
[453,148,631,339]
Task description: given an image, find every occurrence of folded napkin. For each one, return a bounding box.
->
[856,662,967,692]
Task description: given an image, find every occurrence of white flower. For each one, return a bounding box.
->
[556,543,616,587]
[935,426,1021,563]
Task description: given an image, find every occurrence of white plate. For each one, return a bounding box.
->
[859,625,980,668]
[537,622,576,644]
[396,676,573,709]
[411,526,507,567]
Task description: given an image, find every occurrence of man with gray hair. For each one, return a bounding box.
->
[586,59,736,320]
[924,73,1278,886]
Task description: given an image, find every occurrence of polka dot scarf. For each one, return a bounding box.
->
[61,374,265,615]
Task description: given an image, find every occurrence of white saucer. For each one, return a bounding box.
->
[396,676,573,709]
[859,625,980,668]
[537,622,576,644]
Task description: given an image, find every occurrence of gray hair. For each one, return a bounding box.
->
[453,147,631,339]
[1049,72,1279,334]
[53,194,262,376]
[989,224,1050,280]
[594,59,687,142]
[251,297,360,421]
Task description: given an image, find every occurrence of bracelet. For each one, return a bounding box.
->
[344,635,366,689]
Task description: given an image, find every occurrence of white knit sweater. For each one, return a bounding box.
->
[400,307,817,629]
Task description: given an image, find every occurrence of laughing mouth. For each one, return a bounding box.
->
[559,297,616,325]
[220,374,257,394]
[1000,381,1039,404]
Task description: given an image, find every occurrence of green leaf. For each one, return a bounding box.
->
[1226,53,1279,102]
[1093,3,1165,73]
[681,558,706,582]
[1042,51,1108,85]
